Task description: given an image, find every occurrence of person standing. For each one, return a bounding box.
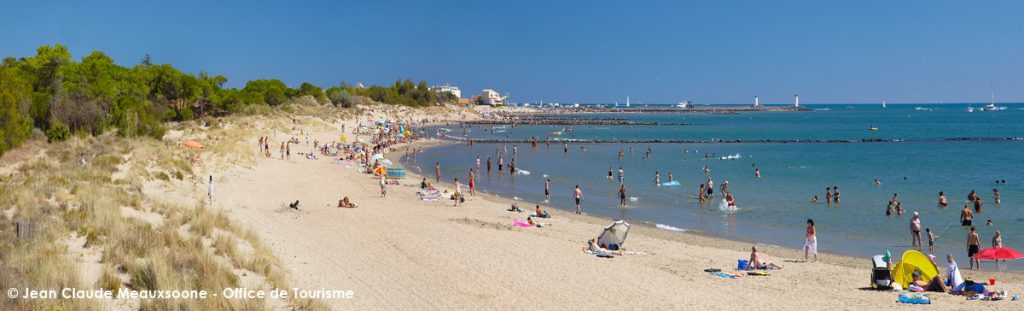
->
[993,230,1003,248]
[967,226,981,269]
[993,188,1001,204]
[699,184,707,203]
[654,171,660,185]
[619,184,627,207]
[825,187,832,203]
[910,212,922,249]
[468,169,475,196]
[804,219,818,262]
[435,162,441,183]
[573,185,583,214]
[926,228,937,253]
[486,156,492,174]
[379,173,387,198]
[454,178,462,206]
[833,186,840,202]
[544,178,551,202]
[476,156,481,172]
[938,191,948,208]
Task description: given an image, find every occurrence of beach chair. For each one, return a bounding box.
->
[870,255,894,289]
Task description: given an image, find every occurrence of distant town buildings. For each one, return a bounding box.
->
[429,83,461,99]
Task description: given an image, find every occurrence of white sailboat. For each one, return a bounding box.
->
[981,88,1006,111]
[625,96,631,108]
[882,100,887,109]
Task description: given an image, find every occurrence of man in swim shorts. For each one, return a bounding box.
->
[960,204,973,226]
[967,226,980,269]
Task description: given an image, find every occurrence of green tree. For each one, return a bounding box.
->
[0,67,33,156]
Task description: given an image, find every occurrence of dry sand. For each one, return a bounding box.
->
[192,104,1022,310]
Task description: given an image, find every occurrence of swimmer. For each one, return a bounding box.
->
[811,195,819,203]
[607,166,613,180]
[825,187,833,203]
[874,178,881,185]
[754,168,761,178]
[993,188,1001,204]
[960,204,973,226]
[618,184,627,207]
[654,171,660,185]
[833,186,840,202]
[668,171,674,183]
[938,191,948,208]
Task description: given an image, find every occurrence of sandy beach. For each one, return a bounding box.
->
[187,104,1022,310]
[3,102,1020,310]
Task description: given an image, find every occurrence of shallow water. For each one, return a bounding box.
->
[409,104,1024,269]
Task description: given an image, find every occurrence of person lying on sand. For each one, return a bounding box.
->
[535,205,550,218]
[582,239,623,256]
[910,269,948,293]
[749,246,783,270]
[338,197,358,208]
[508,202,523,212]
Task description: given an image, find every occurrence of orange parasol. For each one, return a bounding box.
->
[182,140,204,149]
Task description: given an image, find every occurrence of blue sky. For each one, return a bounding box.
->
[1,0,1022,104]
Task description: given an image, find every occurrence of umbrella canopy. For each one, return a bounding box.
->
[596,220,630,249]
[973,247,1024,261]
[182,140,204,149]
[371,154,384,160]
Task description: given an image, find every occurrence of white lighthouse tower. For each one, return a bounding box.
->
[754,96,760,108]
[793,94,800,107]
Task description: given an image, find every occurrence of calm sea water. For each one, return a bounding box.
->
[407,104,1024,268]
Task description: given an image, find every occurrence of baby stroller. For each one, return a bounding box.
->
[870,255,894,289]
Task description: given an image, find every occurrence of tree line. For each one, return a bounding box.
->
[0,44,457,157]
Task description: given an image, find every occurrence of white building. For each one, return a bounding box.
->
[477,89,507,106]
[793,94,800,107]
[430,83,461,98]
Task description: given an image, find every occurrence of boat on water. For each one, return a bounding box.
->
[882,100,887,109]
[676,100,688,108]
[869,125,878,131]
[914,107,933,111]
[967,105,975,113]
[981,103,1006,111]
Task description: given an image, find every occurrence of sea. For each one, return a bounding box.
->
[404,104,1024,269]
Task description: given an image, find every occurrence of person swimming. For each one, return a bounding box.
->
[938,191,948,208]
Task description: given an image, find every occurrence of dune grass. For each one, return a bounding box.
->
[0,102,376,310]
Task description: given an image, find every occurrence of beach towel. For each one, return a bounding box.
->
[710,272,737,279]
[946,260,965,292]
[513,220,532,227]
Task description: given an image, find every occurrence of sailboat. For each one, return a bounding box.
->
[882,100,887,109]
[625,96,631,108]
[981,88,1006,111]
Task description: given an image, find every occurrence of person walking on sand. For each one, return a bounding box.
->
[910,212,923,249]
[619,184,627,207]
[967,226,981,269]
[544,178,551,202]
[573,185,583,214]
[379,174,387,198]
[435,162,441,183]
[804,219,818,262]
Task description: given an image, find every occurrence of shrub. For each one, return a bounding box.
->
[46,122,71,142]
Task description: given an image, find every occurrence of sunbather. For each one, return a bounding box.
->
[508,202,523,212]
[582,239,623,255]
[749,246,783,270]
[911,270,948,292]
[535,205,550,218]
[338,196,358,208]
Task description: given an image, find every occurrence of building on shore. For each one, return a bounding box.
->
[430,83,461,99]
[793,94,800,107]
[475,89,508,106]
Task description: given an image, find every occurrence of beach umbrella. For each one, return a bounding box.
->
[973,247,1024,279]
[371,154,384,160]
[182,140,204,149]
[596,220,631,250]
[973,247,1024,261]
